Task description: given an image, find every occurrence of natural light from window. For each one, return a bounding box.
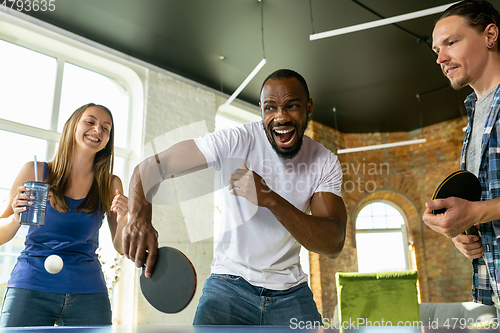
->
[58,63,129,148]
[0,38,130,301]
[0,39,56,130]
[356,202,408,273]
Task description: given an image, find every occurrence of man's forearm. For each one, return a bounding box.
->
[124,165,157,271]
[129,164,153,223]
[476,197,500,224]
[265,192,346,259]
[128,166,151,215]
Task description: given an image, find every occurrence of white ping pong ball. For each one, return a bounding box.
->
[44,254,63,274]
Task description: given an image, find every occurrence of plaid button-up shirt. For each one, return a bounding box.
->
[461,85,500,306]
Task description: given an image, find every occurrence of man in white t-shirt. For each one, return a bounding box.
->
[123,69,347,325]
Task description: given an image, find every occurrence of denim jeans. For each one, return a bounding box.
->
[0,287,112,327]
[193,274,322,326]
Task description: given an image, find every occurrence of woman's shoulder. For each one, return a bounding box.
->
[18,161,45,181]
[112,174,123,187]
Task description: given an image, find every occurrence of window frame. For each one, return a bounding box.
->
[0,36,133,162]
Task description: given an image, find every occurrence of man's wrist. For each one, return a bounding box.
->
[475,199,500,224]
[263,190,281,209]
[116,215,128,226]
[129,212,149,223]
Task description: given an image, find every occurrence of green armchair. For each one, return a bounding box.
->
[336,271,419,326]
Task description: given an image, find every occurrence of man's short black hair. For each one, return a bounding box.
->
[438,0,500,50]
[260,69,310,100]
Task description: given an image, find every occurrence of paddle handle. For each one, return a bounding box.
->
[465,225,479,236]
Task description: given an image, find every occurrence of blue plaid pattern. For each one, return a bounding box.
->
[461,85,500,306]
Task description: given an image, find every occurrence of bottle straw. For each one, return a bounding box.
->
[34,155,38,182]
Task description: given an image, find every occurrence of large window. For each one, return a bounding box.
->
[0,31,133,306]
[355,201,411,273]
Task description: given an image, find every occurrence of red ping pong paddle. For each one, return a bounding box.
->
[431,170,481,236]
[140,246,197,313]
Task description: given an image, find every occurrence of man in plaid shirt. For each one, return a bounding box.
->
[423,0,500,315]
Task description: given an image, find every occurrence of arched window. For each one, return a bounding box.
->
[355,201,410,273]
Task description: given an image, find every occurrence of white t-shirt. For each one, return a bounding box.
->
[194,121,343,290]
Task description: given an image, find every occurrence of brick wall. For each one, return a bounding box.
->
[306,117,473,319]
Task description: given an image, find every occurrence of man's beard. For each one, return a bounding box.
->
[442,65,470,90]
[263,116,309,160]
[449,75,471,90]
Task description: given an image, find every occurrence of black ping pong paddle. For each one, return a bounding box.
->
[431,170,481,236]
[140,246,197,313]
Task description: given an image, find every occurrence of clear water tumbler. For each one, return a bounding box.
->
[19,181,49,226]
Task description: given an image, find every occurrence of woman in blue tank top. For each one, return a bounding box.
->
[0,103,128,327]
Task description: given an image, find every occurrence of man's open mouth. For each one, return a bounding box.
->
[273,127,296,147]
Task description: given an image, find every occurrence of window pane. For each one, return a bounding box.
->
[0,226,29,292]
[356,232,407,273]
[113,156,126,182]
[356,216,373,230]
[357,205,372,218]
[356,202,409,273]
[0,131,48,193]
[386,215,404,228]
[0,39,56,129]
[370,202,387,217]
[385,204,402,217]
[357,202,405,230]
[58,63,129,148]
[372,215,389,229]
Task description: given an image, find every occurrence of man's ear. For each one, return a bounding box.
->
[485,23,499,46]
[307,98,313,116]
[259,102,263,118]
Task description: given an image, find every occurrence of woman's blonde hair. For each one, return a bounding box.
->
[46,103,115,216]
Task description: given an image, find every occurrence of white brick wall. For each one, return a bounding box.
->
[135,70,217,325]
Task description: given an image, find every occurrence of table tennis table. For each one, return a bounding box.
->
[0,325,490,332]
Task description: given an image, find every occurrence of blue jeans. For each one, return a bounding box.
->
[0,287,112,327]
[193,274,322,326]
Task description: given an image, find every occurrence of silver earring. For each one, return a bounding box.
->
[488,42,494,48]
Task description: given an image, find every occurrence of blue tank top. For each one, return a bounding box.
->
[8,163,108,294]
